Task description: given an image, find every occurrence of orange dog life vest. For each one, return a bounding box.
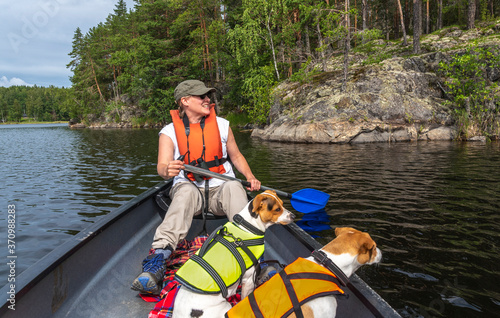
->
[171,107,226,181]
[225,258,345,318]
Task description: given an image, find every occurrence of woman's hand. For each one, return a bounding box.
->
[164,160,184,178]
[246,177,261,192]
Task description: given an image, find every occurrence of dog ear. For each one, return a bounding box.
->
[335,227,359,237]
[250,195,265,218]
[334,227,343,236]
[357,235,377,264]
[335,227,351,237]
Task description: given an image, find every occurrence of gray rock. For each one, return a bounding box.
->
[252,37,500,143]
[252,56,453,143]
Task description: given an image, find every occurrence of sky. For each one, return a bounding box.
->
[1,0,135,88]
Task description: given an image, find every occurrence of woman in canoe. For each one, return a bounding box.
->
[131,80,261,294]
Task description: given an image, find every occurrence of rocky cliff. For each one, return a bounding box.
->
[252,26,500,143]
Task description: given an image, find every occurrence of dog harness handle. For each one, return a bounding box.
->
[311,250,349,287]
[233,214,265,236]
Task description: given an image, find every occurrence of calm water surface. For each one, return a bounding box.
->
[0,124,499,318]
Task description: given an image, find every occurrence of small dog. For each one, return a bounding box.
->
[171,190,295,318]
[226,227,382,318]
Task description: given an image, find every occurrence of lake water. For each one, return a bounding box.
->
[1,124,499,317]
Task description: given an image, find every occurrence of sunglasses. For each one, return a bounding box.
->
[195,94,210,100]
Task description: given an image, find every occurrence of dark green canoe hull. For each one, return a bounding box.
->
[0,180,400,318]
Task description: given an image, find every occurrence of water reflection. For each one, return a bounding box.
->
[0,125,161,278]
[73,128,160,214]
[295,209,332,237]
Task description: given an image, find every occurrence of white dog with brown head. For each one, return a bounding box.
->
[226,227,382,318]
[171,190,295,318]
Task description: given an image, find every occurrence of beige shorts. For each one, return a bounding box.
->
[152,180,248,250]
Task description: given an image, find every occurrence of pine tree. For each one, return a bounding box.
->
[413,0,421,54]
[467,0,476,29]
[396,0,407,45]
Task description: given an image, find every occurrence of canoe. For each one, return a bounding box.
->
[0,180,401,318]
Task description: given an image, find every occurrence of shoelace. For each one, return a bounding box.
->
[143,254,164,272]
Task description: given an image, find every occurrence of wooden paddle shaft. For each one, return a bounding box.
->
[183,164,292,198]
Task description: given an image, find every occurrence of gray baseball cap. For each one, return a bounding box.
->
[174,80,216,102]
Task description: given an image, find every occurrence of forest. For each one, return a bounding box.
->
[2,0,499,126]
[0,86,72,123]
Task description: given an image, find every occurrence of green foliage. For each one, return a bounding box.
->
[0,86,72,123]
[438,43,500,138]
[479,0,491,21]
[362,52,392,65]
[353,29,393,66]
[240,66,277,125]
[227,14,265,70]
[60,0,500,129]
[353,28,384,45]
[223,112,251,128]
[289,58,320,84]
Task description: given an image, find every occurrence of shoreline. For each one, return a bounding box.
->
[0,121,67,125]
[3,120,495,143]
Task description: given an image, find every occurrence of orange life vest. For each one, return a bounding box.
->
[225,258,345,318]
[171,107,226,181]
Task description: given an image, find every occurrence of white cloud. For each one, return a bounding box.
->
[0,76,34,87]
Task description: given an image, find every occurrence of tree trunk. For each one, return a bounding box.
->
[316,22,327,72]
[266,13,280,80]
[397,0,407,45]
[305,27,311,58]
[293,9,302,70]
[215,5,223,83]
[437,0,443,29]
[394,9,399,39]
[386,8,390,40]
[362,0,367,30]
[89,56,103,100]
[342,1,350,92]
[426,0,430,34]
[354,0,357,32]
[467,0,476,29]
[112,65,119,99]
[200,13,212,74]
[413,0,421,54]
[476,0,480,21]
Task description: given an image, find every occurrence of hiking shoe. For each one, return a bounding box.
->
[131,254,166,294]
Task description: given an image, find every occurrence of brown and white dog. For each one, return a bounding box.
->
[171,190,295,318]
[226,227,382,318]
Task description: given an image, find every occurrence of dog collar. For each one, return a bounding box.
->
[233,214,265,236]
[311,250,349,287]
[259,191,281,202]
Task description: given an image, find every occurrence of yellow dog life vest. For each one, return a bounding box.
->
[225,258,345,318]
[175,220,265,297]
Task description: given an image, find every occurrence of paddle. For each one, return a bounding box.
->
[183,164,330,213]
